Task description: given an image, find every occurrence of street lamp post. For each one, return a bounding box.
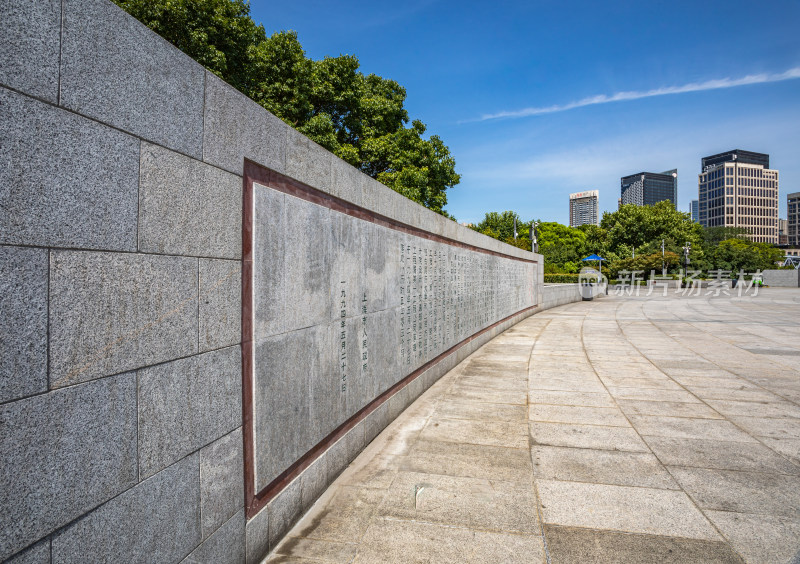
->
[682,241,691,273]
[531,221,539,254]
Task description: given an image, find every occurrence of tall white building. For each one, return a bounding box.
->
[698,150,779,244]
[569,190,599,227]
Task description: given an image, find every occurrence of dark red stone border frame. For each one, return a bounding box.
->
[242,159,539,519]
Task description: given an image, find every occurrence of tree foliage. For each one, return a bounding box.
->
[471,211,533,251]
[113,0,459,216]
[600,202,703,257]
[473,211,527,240]
[707,239,784,273]
[474,201,782,275]
[607,252,681,278]
[702,226,750,247]
[537,222,587,272]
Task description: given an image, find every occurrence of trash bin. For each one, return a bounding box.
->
[580,282,595,301]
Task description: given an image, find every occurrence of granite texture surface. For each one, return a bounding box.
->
[0,87,139,251]
[4,538,50,564]
[138,346,241,479]
[0,246,48,403]
[51,454,201,564]
[203,72,288,176]
[60,0,205,158]
[0,374,138,561]
[200,429,244,538]
[139,143,242,259]
[199,258,241,352]
[48,251,198,387]
[0,0,61,102]
[183,510,245,564]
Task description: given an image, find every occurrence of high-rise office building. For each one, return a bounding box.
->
[690,200,699,223]
[778,219,788,246]
[569,190,599,227]
[789,192,800,247]
[620,170,678,207]
[698,150,779,244]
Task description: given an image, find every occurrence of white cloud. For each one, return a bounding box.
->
[474,67,800,121]
[448,112,800,223]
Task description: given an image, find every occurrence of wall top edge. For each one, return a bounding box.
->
[45,0,535,260]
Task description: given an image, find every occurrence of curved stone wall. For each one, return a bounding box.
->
[0,1,542,562]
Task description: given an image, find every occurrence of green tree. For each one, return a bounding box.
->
[473,211,527,240]
[576,224,610,255]
[608,252,681,278]
[113,0,460,217]
[247,30,314,127]
[600,202,703,257]
[537,222,587,269]
[702,226,750,247]
[709,239,784,273]
[471,211,531,250]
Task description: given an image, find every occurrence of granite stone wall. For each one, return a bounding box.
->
[540,283,603,310]
[0,1,542,562]
[762,269,800,287]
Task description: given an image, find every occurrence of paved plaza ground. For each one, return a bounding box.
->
[266,289,800,563]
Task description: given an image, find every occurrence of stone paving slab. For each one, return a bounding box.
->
[265,290,800,563]
[536,479,720,540]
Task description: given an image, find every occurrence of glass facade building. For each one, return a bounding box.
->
[620,170,678,207]
[569,190,599,227]
[698,150,779,244]
[702,149,769,170]
[690,199,699,223]
[789,192,800,248]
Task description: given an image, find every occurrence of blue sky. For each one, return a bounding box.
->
[249,0,800,225]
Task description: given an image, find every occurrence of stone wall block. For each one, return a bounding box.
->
[0,88,139,251]
[284,195,332,332]
[330,155,363,207]
[327,423,366,481]
[139,143,242,259]
[285,127,332,193]
[203,72,287,176]
[0,0,61,102]
[49,251,198,387]
[254,329,313,491]
[60,0,204,158]
[199,259,241,352]
[330,211,364,323]
[245,507,269,564]
[138,346,242,479]
[0,374,137,560]
[360,177,398,221]
[182,510,245,564]
[386,386,410,423]
[5,538,50,564]
[253,185,286,339]
[300,455,328,509]
[317,320,347,440]
[200,429,244,539]
[0,246,48,403]
[364,401,390,445]
[51,454,201,564]
[384,227,403,309]
[266,478,302,550]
